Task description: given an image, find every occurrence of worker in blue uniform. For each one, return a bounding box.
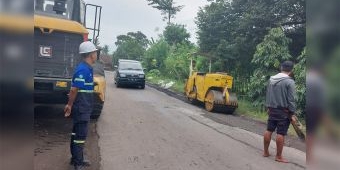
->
[64,41,98,170]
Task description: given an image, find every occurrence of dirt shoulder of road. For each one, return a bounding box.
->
[146,82,306,152]
[34,105,100,170]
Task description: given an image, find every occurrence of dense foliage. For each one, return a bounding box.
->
[112,0,306,115]
[195,0,306,113]
[112,31,149,65]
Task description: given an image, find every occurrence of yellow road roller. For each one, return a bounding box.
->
[184,72,238,113]
[184,53,238,114]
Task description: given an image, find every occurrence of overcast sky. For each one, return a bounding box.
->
[84,0,209,53]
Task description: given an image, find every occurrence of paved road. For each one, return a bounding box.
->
[97,71,306,170]
[34,105,100,170]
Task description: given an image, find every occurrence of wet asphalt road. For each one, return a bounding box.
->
[97,71,305,170]
[34,71,305,170]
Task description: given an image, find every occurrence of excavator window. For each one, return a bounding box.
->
[34,0,78,21]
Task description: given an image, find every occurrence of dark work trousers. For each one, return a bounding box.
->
[70,120,89,165]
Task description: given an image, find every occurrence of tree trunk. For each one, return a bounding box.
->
[168,10,171,24]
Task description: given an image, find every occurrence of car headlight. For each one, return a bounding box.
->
[120,73,126,77]
[138,74,145,78]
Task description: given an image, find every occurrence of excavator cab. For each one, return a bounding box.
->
[33,0,105,119]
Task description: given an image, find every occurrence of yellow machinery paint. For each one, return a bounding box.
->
[0,14,33,32]
[184,53,238,113]
[93,75,106,102]
[34,15,88,35]
[32,0,105,118]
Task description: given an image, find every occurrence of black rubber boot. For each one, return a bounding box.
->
[70,159,91,167]
[74,165,84,170]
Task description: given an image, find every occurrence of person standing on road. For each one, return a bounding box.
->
[64,41,98,170]
[263,61,297,163]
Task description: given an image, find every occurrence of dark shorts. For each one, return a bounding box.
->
[267,118,290,135]
[266,109,291,136]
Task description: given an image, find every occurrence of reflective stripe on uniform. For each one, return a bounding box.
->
[78,90,94,93]
[84,82,94,85]
[74,78,85,82]
[73,140,85,144]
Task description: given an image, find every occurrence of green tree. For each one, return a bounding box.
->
[146,0,184,24]
[163,23,191,45]
[195,57,210,73]
[115,31,149,48]
[294,47,306,117]
[196,0,254,80]
[112,31,149,65]
[143,39,170,71]
[196,0,305,94]
[248,28,292,107]
[102,45,109,55]
[164,43,196,80]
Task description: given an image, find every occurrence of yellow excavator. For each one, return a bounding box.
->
[184,54,238,113]
[33,0,105,119]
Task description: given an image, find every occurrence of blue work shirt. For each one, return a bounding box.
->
[71,61,94,122]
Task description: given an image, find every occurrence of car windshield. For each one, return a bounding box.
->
[119,62,143,71]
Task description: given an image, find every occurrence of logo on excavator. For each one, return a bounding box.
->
[39,46,52,58]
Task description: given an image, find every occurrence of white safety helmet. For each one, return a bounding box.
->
[79,41,98,54]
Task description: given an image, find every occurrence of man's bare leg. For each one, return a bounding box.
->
[306,134,314,165]
[275,134,289,163]
[263,130,272,157]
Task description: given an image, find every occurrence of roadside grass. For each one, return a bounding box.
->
[146,74,160,85]
[236,99,268,122]
[146,74,185,94]
[146,75,301,137]
[170,80,185,94]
